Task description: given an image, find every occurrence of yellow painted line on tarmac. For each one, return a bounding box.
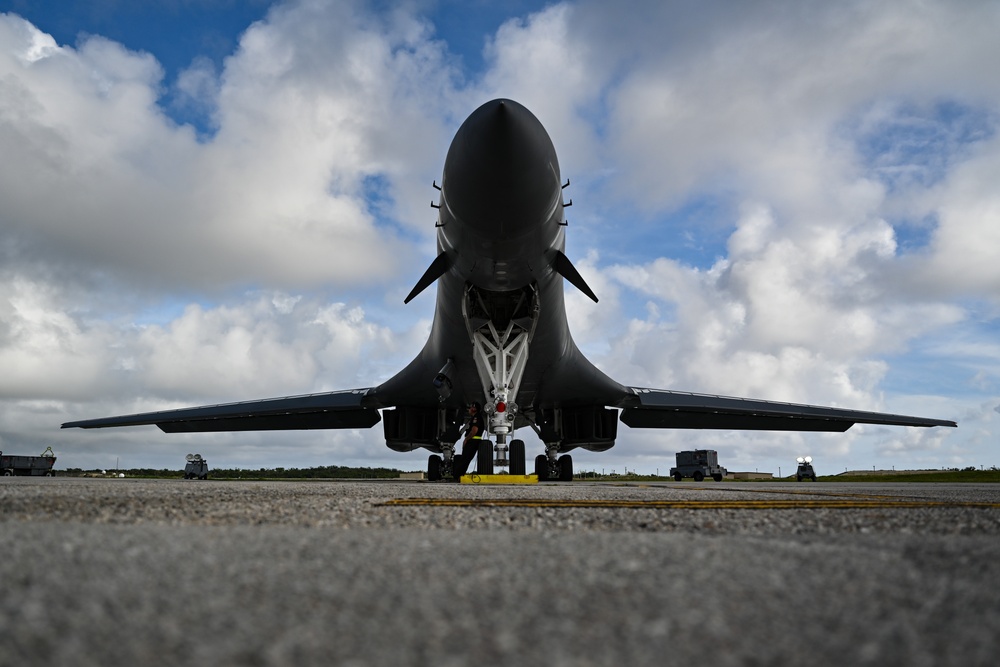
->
[684,486,933,502]
[381,498,1000,510]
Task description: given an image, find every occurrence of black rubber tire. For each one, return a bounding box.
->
[535,454,549,481]
[674,473,683,482]
[427,454,442,481]
[476,440,494,475]
[509,440,526,476]
[558,455,573,482]
[693,471,705,482]
[712,473,723,482]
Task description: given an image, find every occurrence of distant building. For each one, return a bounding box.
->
[728,471,774,480]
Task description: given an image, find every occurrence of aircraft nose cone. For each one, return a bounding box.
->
[442,99,561,237]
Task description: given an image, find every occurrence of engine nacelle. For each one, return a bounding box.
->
[382,407,459,452]
[538,406,618,453]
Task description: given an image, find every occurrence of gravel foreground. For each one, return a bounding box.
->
[2,479,998,666]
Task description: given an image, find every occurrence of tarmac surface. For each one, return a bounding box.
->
[2,477,999,666]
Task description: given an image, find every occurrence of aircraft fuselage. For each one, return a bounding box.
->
[373,99,625,453]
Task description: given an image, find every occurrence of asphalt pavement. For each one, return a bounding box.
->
[2,478,998,666]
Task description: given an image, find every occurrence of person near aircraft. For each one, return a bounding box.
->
[455,402,484,477]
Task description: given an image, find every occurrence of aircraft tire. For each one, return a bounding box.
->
[476,440,494,475]
[534,455,549,481]
[509,440,526,475]
[558,455,573,482]
[452,452,467,480]
[427,455,442,481]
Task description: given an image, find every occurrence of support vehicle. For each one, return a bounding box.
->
[184,453,209,480]
[2,447,57,476]
[796,456,817,481]
[671,449,727,482]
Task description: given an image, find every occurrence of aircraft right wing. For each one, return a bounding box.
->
[61,389,380,433]
[618,387,957,432]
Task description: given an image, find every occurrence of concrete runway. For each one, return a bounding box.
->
[2,478,998,666]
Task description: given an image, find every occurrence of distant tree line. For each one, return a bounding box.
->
[211,465,407,479]
[59,466,409,479]
[54,464,1000,480]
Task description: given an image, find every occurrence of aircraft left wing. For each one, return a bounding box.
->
[619,387,956,432]
[61,389,380,433]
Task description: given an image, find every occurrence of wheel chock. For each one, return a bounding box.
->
[459,473,539,485]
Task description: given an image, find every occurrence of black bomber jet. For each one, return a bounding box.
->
[62,99,957,480]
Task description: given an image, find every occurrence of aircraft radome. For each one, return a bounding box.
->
[63,99,957,481]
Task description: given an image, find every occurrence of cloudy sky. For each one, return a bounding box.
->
[1,0,997,475]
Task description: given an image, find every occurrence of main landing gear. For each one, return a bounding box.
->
[427,441,457,482]
[534,451,573,482]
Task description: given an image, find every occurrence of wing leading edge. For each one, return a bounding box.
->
[619,388,957,432]
[60,389,380,433]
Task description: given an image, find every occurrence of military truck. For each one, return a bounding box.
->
[796,456,817,481]
[670,449,727,482]
[183,453,209,480]
[2,447,57,476]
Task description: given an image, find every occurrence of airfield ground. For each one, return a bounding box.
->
[2,478,998,666]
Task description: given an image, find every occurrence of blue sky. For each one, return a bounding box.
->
[1,0,998,475]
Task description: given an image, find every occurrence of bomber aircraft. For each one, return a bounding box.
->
[63,99,956,480]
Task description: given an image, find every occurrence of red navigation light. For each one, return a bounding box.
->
[496,401,506,413]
